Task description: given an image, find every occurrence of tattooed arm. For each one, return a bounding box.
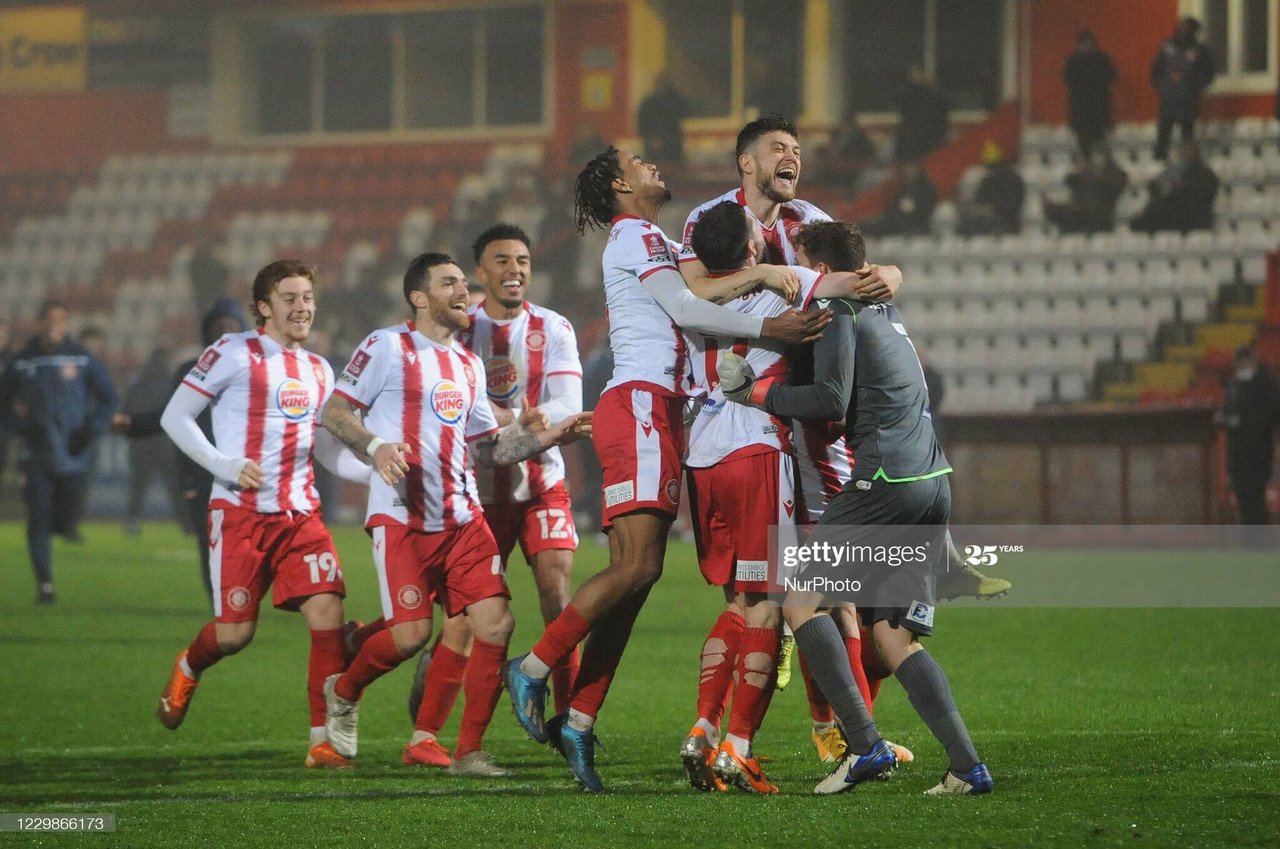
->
[321,394,411,486]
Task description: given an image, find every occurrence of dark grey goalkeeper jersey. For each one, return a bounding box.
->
[763,297,951,484]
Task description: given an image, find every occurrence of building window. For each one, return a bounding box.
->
[1183,0,1278,92]
[229,3,547,139]
[659,0,803,122]
[836,0,1007,115]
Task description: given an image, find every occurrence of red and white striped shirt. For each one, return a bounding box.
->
[334,322,499,533]
[602,215,688,396]
[181,329,334,514]
[794,422,855,524]
[461,301,581,504]
[680,188,832,267]
[683,266,824,469]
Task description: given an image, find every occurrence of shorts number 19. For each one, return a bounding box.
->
[304,552,340,583]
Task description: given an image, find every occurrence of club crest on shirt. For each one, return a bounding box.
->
[485,355,520,401]
[462,362,478,388]
[275,379,312,422]
[525,328,546,352]
[430,379,466,425]
[783,218,804,244]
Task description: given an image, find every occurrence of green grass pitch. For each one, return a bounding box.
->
[2,522,1278,848]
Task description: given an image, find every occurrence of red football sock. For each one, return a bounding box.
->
[336,629,406,702]
[185,621,224,674]
[551,646,580,716]
[530,604,591,672]
[308,628,345,727]
[800,652,835,724]
[568,589,648,719]
[844,634,874,715]
[726,626,780,740]
[349,617,387,654]
[696,609,745,726]
[453,638,509,758]
[414,642,468,734]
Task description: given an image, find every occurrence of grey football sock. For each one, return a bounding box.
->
[793,615,879,755]
[895,649,980,773]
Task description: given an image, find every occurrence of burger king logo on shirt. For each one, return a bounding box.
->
[275,379,312,422]
[430,379,466,425]
[485,355,520,401]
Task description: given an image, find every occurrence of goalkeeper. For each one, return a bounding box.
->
[718,220,993,797]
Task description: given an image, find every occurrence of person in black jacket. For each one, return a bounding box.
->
[1064,30,1117,155]
[0,300,118,603]
[1221,346,1280,525]
[113,298,248,608]
[1151,17,1216,160]
[1131,140,1219,233]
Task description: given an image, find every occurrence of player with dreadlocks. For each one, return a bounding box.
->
[505,146,830,791]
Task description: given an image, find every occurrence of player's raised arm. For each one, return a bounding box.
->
[642,266,829,345]
[721,299,856,421]
[680,257,801,304]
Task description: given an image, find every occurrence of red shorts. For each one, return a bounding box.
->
[686,447,797,593]
[593,381,687,528]
[371,517,509,620]
[209,507,344,624]
[484,482,579,565]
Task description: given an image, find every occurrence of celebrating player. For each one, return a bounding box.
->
[503,146,829,792]
[319,252,590,777]
[678,115,902,694]
[679,201,901,793]
[404,224,585,769]
[718,221,993,796]
[154,260,370,769]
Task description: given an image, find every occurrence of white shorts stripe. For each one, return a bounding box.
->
[208,510,224,617]
[631,389,660,502]
[371,526,394,620]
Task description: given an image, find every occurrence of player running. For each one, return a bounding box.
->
[154,260,371,769]
[678,201,901,794]
[319,252,590,776]
[403,225,585,769]
[504,146,828,792]
[718,221,993,796]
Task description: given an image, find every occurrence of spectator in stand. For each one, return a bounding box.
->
[1064,30,1117,155]
[893,66,951,164]
[1043,144,1129,234]
[956,142,1025,236]
[812,114,878,189]
[637,71,691,166]
[1130,140,1218,233]
[187,235,230,318]
[1151,17,1216,160]
[122,346,177,535]
[1220,346,1280,525]
[862,161,938,236]
[0,300,118,604]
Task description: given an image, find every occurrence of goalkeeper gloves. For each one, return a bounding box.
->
[717,352,776,406]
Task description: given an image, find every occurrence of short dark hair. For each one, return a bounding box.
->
[691,202,753,273]
[574,146,623,233]
[38,299,69,318]
[403,252,456,307]
[250,259,314,327]
[735,115,798,175]
[793,222,867,273]
[472,223,531,264]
